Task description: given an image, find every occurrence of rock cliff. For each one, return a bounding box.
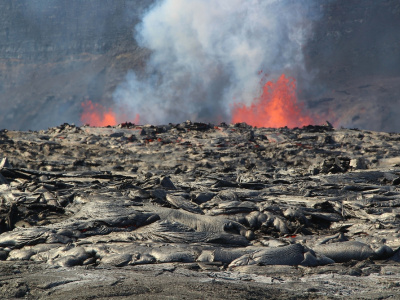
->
[0,0,150,130]
[0,0,399,131]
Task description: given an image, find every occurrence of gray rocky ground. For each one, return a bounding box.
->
[1,122,400,299]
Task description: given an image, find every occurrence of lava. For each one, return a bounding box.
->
[81,100,117,127]
[231,74,313,128]
[81,100,139,127]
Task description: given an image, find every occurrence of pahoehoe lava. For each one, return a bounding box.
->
[2,122,400,298]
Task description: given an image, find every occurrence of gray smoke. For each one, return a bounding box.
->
[113,0,320,125]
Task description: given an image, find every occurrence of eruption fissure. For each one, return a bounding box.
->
[81,100,117,127]
[231,74,313,128]
[81,100,139,127]
[109,0,320,127]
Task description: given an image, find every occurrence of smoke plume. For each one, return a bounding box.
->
[113,0,320,124]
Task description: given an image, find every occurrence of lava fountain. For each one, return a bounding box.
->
[231,74,313,128]
[81,100,140,127]
[81,100,117,126]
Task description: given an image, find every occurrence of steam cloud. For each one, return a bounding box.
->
[114,0,320,124]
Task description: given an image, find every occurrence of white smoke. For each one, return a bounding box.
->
[114,0,320,124]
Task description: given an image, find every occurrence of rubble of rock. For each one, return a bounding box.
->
[1,122,400,298]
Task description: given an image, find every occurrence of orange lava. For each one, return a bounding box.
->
[81,100,140,127]
[231,74,313,128]
[81,100,118,127]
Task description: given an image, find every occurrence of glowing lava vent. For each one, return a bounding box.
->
[232,74,313,128]
[81,100,117,127]
[81,100,140,127]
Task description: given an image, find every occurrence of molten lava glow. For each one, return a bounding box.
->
[81,100,140,127]
[231,74,313,128]
[81,100,117,126]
